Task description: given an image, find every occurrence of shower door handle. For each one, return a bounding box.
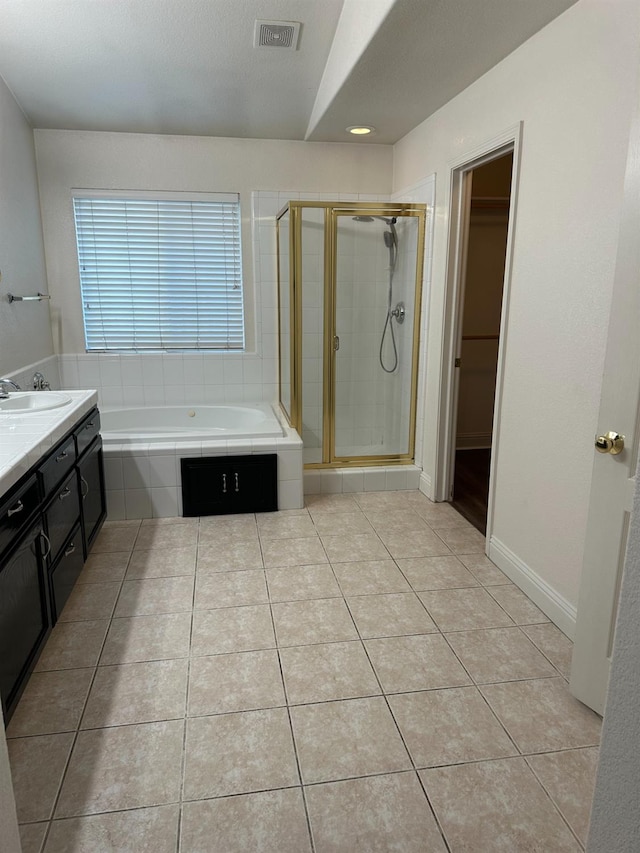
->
[333,336,340,352]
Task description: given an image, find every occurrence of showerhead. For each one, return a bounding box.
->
[383,230,395,249]
[351,215,397,225]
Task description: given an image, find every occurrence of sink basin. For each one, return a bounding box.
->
[0,392,73,413]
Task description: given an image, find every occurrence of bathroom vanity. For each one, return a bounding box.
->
[0,392,106,720]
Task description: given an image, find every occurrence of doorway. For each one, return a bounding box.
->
[449,153,513,533]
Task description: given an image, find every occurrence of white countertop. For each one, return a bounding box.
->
[0,390,98,496]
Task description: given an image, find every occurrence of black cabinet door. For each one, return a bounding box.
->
[227,456,278,513]
[181,454,278,516]
[50,524,84,621]
[0,521,49,717]
[78,437,106,555]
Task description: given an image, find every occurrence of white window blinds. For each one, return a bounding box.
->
[73,194,245,352]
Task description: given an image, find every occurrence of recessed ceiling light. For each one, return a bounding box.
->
[346,125,376,136]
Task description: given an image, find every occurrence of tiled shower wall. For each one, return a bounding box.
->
[380,214,420,457]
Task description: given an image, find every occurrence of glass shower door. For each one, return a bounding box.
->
[277,208,293,424]
[333,211,422,460]
[300,207,326,464]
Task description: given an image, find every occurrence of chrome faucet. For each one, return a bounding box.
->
[33,372,51,390]
[0,378,21,399]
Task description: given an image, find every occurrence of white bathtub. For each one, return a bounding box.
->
[99,402,303,519]
[101,402,284,443]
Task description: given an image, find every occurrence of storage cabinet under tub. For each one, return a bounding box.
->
[0,405,107,719]
[181,454,278,516]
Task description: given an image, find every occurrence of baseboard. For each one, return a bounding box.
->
[419,471,434,501]
[488,536,577,640]
[456,432,492,449]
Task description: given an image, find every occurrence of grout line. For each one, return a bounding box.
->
[523,754,587,850]
[36,544,134,848]
[414,771,453,853]
[266,582,316,852]
[356,617,452,852]
[176,547,199,853]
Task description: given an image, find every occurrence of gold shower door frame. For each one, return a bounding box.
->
[277,201,426,468]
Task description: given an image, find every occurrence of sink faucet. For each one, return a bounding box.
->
[33,372,51,390]
[0,378,21,399]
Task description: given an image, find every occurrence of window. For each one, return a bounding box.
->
[73,192,244,352]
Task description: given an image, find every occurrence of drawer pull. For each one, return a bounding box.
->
[7,499,24,517]
[234,472,240,493]
[80,476,89,499]
[85,421,95,429]
[56,450,69,462]
[40,532,51,559]
[59,487,72,501]
[222,473,227,493]
[64,542,76,557]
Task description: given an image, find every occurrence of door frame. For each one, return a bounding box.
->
[435,122,523,546]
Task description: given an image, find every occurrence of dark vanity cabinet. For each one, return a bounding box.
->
[78,436,106,556]
[0,510,49,714]
[0,406,106,719]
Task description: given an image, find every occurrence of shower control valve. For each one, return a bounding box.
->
[391,302,405,324]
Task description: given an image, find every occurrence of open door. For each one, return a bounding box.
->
[449,153,513,533]
[570,96,640,715]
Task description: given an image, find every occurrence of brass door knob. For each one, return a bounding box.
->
[595,431,625,454]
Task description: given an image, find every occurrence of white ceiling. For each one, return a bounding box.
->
[0,0,578,144]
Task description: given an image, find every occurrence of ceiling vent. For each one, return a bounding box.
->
[254,20,301,50]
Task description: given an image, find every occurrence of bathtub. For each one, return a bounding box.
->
[99,402,303,519]
[100,402,283,443]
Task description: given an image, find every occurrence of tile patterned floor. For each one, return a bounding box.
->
[6,491,600,853]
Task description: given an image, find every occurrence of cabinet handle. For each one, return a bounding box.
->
[59,487,72,501]
[80,476,89,499]
[85,421,95,429]
[56,450,68,462]
[234,472,240,493]
[222,473,227,493]
[40,532,51,559]
[64,542,76,557]
[7,499,24,517]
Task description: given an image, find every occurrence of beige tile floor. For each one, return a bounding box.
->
[6,490,600,853]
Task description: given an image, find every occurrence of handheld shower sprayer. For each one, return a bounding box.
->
[351,214,402,373]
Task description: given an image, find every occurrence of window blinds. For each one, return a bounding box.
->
[73,195,245,351]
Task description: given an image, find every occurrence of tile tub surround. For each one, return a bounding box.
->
[0,389,97,495]
[102,423,303,519]
[6,491,600,852]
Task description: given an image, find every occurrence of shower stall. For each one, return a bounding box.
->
[277,202,426,468]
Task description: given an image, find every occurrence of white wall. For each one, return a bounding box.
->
[0,75,53,375]
[393,0,640,609]
[34,130,392,354]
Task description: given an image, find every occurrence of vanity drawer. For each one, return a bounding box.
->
[39,436,77,495]
[0,475,40,560]
[75,409,100,458]
[44,471,81,564]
